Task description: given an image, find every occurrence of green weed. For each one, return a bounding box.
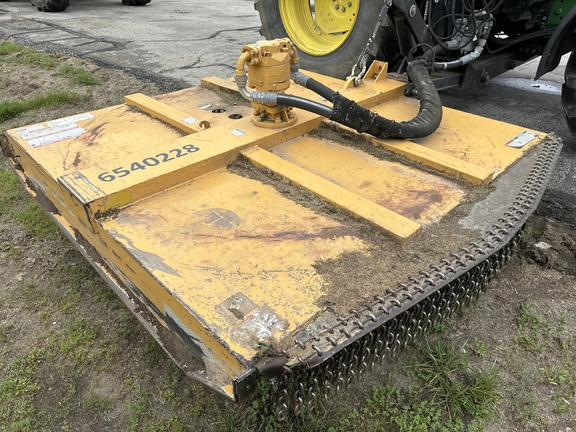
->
[471,337,488,356]
[409,340,501,422]
[58,288,81,312]
[14,280,48,310]
[0,168,21,215]
[82,392,113,411]
[0,41,23,56]
[59,64,98,85]
[143,336,166,368]
[553,397,571,414]
[543,366,570,386]
[0,347,44,431]
[514,331,545,352]
[15,202,58,238]
[97,340,118,361]
[516,302,543,330]
[432,317,454,334]
[0,41,58,68]
[126,384,149,430]
[115,316,138,337]
[0,92,86,121]
[59,318,97,355]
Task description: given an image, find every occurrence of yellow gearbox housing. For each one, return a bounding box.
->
[237,38,297,127]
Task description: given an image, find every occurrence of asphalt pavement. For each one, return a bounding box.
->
[1,0,575,200]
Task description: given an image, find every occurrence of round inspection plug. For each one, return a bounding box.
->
[212,108,226,113]
[228,114,243,119]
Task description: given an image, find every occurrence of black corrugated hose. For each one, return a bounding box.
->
[327,59,442,139]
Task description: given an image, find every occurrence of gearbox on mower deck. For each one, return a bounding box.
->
[1,39,561,416]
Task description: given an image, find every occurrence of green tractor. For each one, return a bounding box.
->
[255,0,576,136]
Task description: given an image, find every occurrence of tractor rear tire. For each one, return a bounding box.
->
[255,0,394,79]
[562,49,576,137]
[121,0,151,5]
[30,0,69,12]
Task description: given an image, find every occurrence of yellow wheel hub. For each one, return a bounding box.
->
[279,0,360,56]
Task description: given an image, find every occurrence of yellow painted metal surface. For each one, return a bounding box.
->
[243,146,421,240]
[268,137,465,224]
[368,97,547,179]
[125,93,204,134]
[100,169,368,359]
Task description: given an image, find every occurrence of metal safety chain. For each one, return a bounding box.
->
[270,137,561,420]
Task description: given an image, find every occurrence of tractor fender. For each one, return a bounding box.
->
[535,5,576,80]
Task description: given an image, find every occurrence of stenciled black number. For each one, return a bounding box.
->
[98,145,200,182]
[156,152,174,163]
[143,157,159,167]
[183,144,199,153]
[169,148,186,158]
[131,162,146,171]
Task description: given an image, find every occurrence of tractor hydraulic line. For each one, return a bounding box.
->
[432,38,488,70]
[329,59,442,139]
[236,44,442,139]
[432,18,493,70]
[291,69,336,103]
[235,73,334,118]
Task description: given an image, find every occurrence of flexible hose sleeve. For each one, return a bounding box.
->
[276,94,334,118]
[291,70,337,103]
[329,59,442,138]
[305,78,337,103]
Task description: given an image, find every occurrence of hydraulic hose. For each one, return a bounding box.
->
[236,57,442,139]
[432,38,487,70]
[291,69,336,103]
[329,59,443,139]
[234,73,334,118]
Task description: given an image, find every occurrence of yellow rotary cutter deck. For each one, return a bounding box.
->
[1,46,561,406]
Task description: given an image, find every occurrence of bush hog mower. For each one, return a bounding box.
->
[0,35,562,418]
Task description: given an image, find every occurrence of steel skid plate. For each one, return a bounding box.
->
[2,69,561,402]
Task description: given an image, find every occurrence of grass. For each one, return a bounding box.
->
[0,169,21,215]
[15,202,59,238]
[0,164,59,239]
[516,302,543,330]
[409,340,501,423]
[0,92,86,122]
[0,348,45,431]
[82,392,113,411]
[0,41,57,68]
[514,302,548,352]
[59,64,98,85]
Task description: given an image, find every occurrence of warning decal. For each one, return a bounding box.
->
[17,123,87,148]
[505,131,538,148]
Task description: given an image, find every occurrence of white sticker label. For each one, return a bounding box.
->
[181,117,198,125]
[45,113,94,128]
[20,123,87,148]
[16,124,46,137]
[230,129,245,136]
[506,131,537,148]
[198,103,212,110]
